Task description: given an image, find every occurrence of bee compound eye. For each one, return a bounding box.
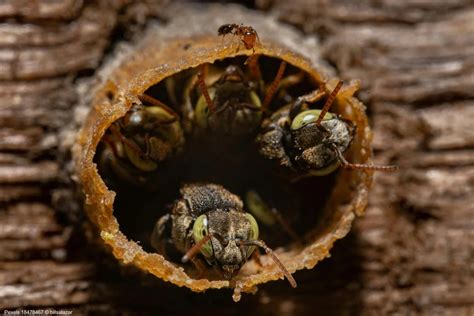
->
[193,215,213,257]
[234,213,258,259]
[245,213,259,241]
[195,92,215,129]
[291,110,333,130]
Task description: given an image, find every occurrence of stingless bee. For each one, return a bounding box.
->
[99,94,184,184]
[257,80,398,178]
[183,58,287,138]
[151,183,296,287]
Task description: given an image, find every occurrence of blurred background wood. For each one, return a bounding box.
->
[0,0,472,314]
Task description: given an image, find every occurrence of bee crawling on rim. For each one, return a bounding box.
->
[256,80,398,179]
[151,183,297,288]
[218,23,260,53]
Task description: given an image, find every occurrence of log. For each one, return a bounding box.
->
[0,0,472,314]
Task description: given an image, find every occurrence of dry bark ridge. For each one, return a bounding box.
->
[1,0,473,314]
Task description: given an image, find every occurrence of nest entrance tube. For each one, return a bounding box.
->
[74,34,373,299]
[99,56,333,243]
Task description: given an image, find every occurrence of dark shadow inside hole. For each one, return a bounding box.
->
[106,90,115,101]
[94,55,337,271]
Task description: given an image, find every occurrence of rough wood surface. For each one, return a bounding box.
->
[0,0,473,314]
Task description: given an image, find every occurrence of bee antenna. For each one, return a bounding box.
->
[331,144,398,172]
[137,93,179,122]
[316,80,343,125]
[262,61,287,110]
[245,54,261,80]
[239,239,297,288]
[182,233,213,263]
[197,64,216,113]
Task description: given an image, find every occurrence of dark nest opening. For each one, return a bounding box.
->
[94,55,338,272]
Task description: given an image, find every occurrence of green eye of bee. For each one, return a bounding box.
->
[195,90,216,129]
[245,213,259,258]
[249,91,262,111]
[146,106,175,122]
[192,215,213,257]
[123,141,158,172]
[246,213,259,240]
[291,109,333,131]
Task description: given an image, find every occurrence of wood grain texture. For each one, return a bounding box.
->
[0,0,473,314]
[272,0,474,314]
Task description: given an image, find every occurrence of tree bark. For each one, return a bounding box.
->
[0,0,473,314]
